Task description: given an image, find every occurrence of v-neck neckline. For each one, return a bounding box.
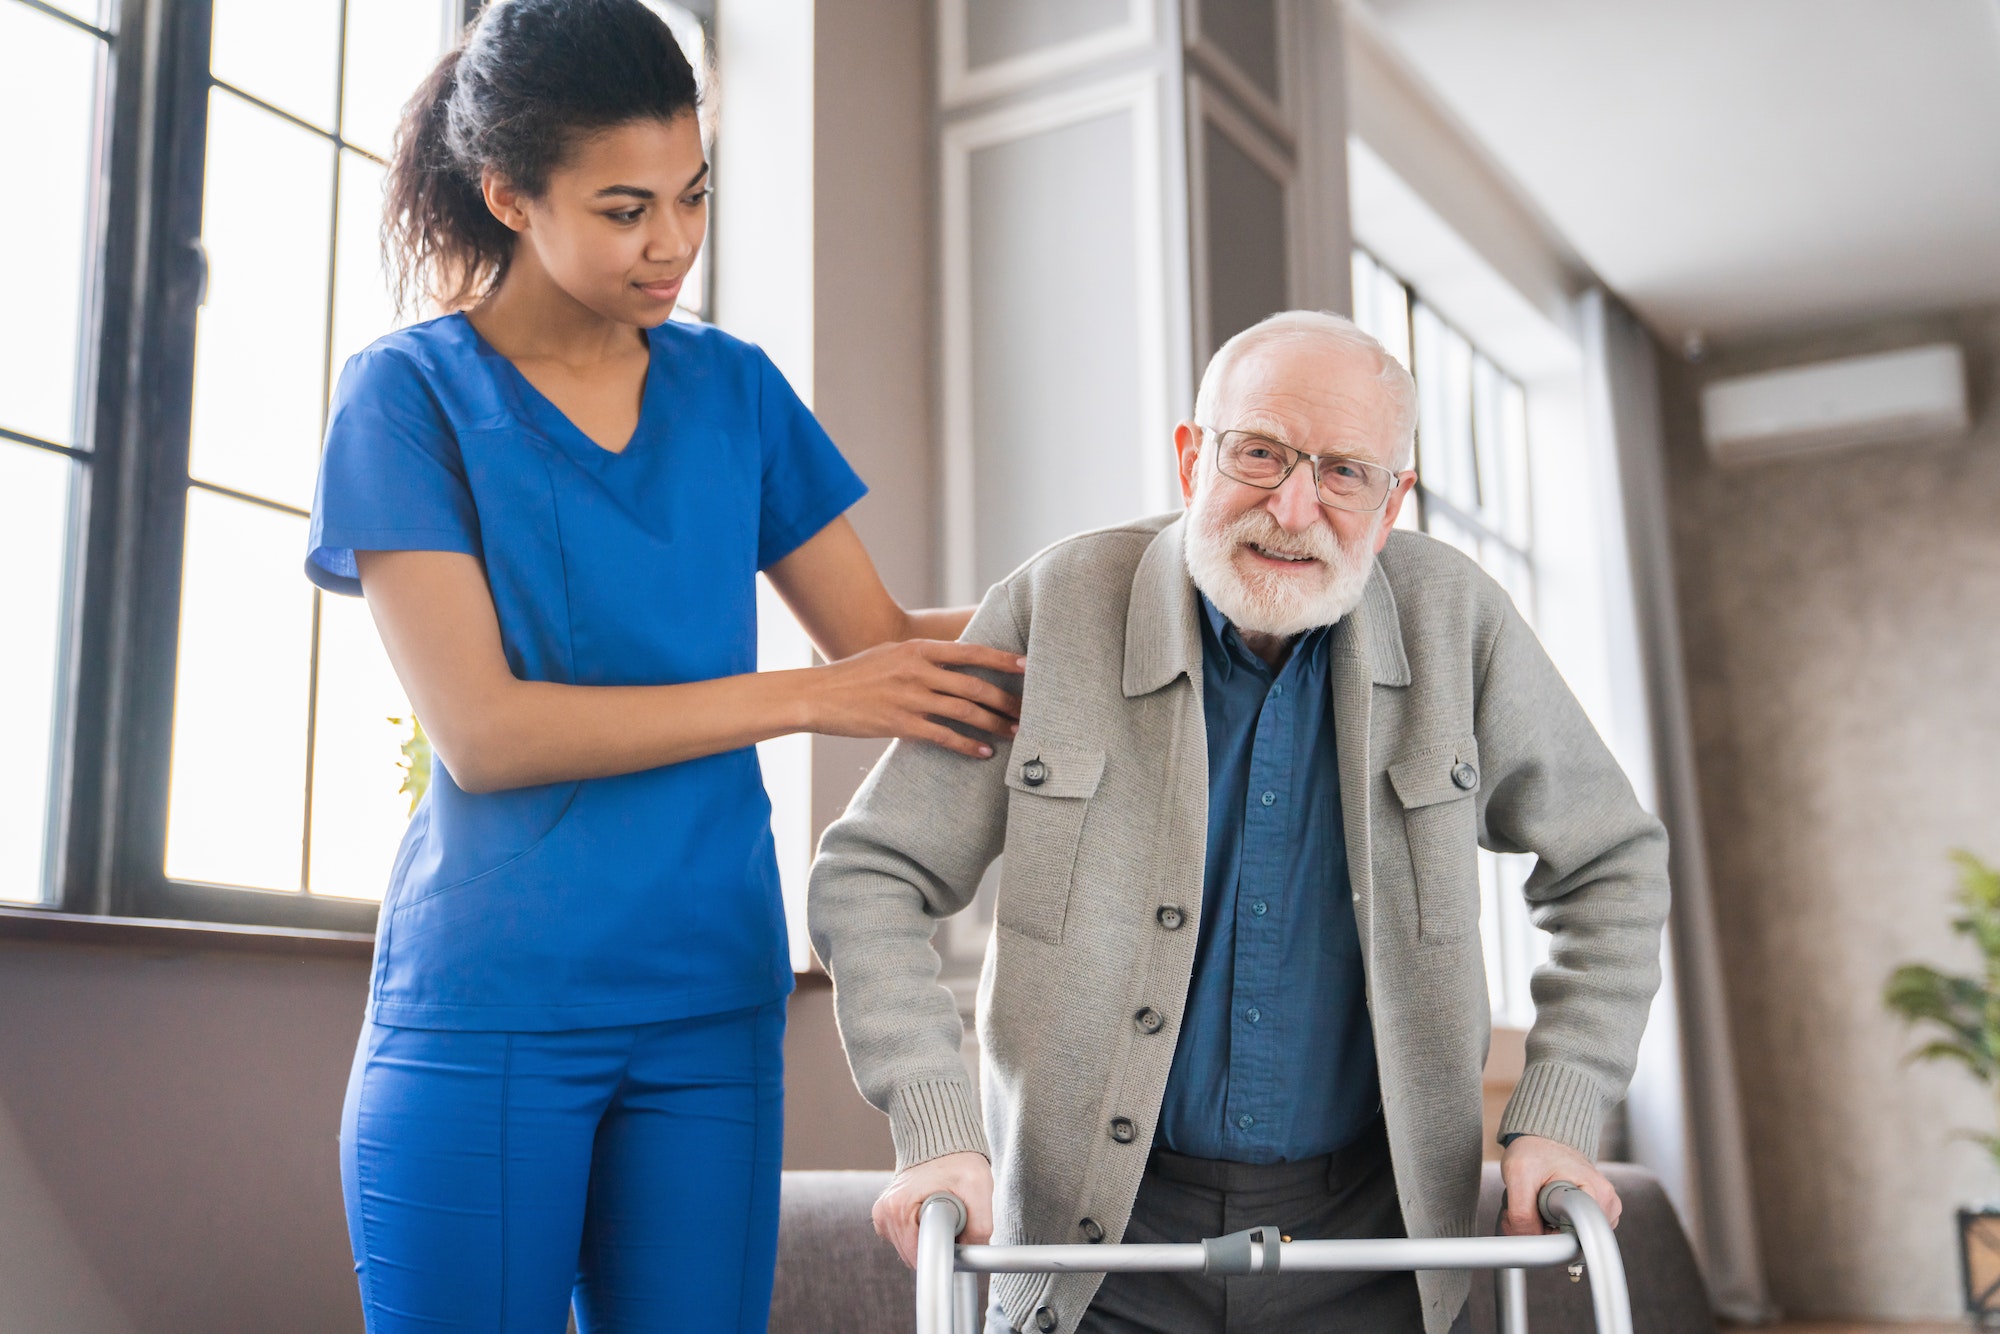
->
[461,313,658,463]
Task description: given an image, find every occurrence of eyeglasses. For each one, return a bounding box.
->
[1198,425,1405,513]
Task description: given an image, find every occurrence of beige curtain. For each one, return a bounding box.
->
[1579,290,1774,1322]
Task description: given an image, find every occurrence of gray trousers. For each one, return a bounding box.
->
[1028,1117,1465,1334]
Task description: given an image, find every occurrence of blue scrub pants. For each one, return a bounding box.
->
[339,1002,785,1333]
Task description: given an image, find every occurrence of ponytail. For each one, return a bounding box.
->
[380,0,703,315]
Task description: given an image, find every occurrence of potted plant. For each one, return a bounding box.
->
[1884,850,2000,1327]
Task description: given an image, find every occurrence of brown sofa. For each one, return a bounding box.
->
[771,1163,1715,1334]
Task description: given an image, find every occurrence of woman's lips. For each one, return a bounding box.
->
[636,276,684,303]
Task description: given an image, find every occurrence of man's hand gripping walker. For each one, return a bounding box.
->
[913,1181,1633,1334]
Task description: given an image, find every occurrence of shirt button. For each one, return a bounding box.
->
[1035,1306,1059,1332]
[1451,761,1478,790]
[1109,1116,1136,1143]
[1260,790,1276,807]
[1079,1217,1105,1243]
[1134,1007,1164,1035]
[1236,1113,1255,1130]
[1249,899,1267,917]
[1022,758,1048,786]
[1270,683,1283,697]
[1157,905,1185,930]
[1245,1006,1261,1024]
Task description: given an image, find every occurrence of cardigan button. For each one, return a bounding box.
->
[1109,1116,1136,1143]
[1079,1217,1105,1243]
[1134,1007,1164,1035]
[1021,758,1048,786]
[1035,1305,1059,1332]
[1157,905,1185,930]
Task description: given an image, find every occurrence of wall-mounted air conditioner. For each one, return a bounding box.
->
[1699,342,1970,465]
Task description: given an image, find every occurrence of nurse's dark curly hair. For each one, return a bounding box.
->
[384,0,702,314]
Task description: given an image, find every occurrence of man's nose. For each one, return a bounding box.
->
[1263,461,1325,531]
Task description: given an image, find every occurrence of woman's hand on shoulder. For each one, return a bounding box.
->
[806,640,1023,759]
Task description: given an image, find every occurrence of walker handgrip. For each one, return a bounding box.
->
[1537,1179,1579,1231]
[922,1192,970,1237]
[916,1194,970,1334]
[1537,1182,1635,1334]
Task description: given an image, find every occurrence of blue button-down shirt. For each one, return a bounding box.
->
[1156,596,1381,1163]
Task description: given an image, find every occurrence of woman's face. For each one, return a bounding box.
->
[487,112,710,326]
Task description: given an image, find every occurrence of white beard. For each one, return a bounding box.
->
[1182,490,1379,638]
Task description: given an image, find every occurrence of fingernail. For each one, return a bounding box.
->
[977,745,993,757]
[1015,657,1027,668]
[1009,724,1019,735]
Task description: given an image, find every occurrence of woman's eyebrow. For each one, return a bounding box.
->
[680,162,711,192]
[593,184,655,200]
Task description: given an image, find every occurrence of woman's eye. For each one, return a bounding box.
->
[682,188,712,208]
[607,208,644,224]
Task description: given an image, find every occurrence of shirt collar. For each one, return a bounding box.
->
[1198,592,1333,684]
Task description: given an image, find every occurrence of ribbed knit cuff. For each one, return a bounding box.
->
[887,1076,990,1170]
[1496,1061,1608,1157]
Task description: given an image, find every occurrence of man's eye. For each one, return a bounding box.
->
[1241,444,1280,462]
[1328,460,1365,480]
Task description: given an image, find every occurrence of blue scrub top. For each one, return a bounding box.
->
[306,313,866,1032]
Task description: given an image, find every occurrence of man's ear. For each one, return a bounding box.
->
[1372,471,1419,552]
[480,166,531,234]
[1173,421,1203,507]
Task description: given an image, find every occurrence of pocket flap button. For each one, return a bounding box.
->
[1021,758,1048,787]
[1451,761,1478,790]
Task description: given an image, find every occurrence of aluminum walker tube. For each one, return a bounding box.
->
[914,1179,1634,1334]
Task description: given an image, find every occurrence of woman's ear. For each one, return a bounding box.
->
[480,166,531,233]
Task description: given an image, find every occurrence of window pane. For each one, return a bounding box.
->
[0,4,101,447]
[164,490,314,890]
[1412,304,1476,512]
[209,0,341,131]
[306,591,413,901]
[0,444,73,904]
[329,149,401,381]
[36,0,106,23]
[187,90,335,509]
[339,0,452,160]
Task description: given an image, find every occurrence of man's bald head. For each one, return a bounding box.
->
[1194,310,1418,470]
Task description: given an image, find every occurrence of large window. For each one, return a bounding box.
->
[0,0,710,930]
[1352,247,1547,1028]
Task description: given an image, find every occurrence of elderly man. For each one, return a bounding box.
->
[808,311,1669,1334]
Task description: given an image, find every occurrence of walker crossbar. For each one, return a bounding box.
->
[913,1182,1633,1334]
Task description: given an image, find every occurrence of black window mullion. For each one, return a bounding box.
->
[49,0,148,916]
[92,0,215,918]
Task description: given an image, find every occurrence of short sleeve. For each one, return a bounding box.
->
[752,348,867,570]
[306,346,483,596]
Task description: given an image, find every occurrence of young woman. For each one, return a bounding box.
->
[308,2,1019,1329]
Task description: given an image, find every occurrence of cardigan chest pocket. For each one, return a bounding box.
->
[1388,737,1482,943]
[995,744,1106,946]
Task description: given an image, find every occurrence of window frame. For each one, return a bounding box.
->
[19,0,488,932]
[23,0,721,935]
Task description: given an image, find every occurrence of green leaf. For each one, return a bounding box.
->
[392,715,432,816]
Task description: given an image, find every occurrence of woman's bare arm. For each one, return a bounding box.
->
[761,517,976,656]
[356,548,1022,793]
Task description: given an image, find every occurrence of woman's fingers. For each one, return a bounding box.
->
[912,720,994,759]
[927,694,1018,739]
[921,640,1027,678]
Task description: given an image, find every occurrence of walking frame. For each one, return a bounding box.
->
[914,1180,1633,1334]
